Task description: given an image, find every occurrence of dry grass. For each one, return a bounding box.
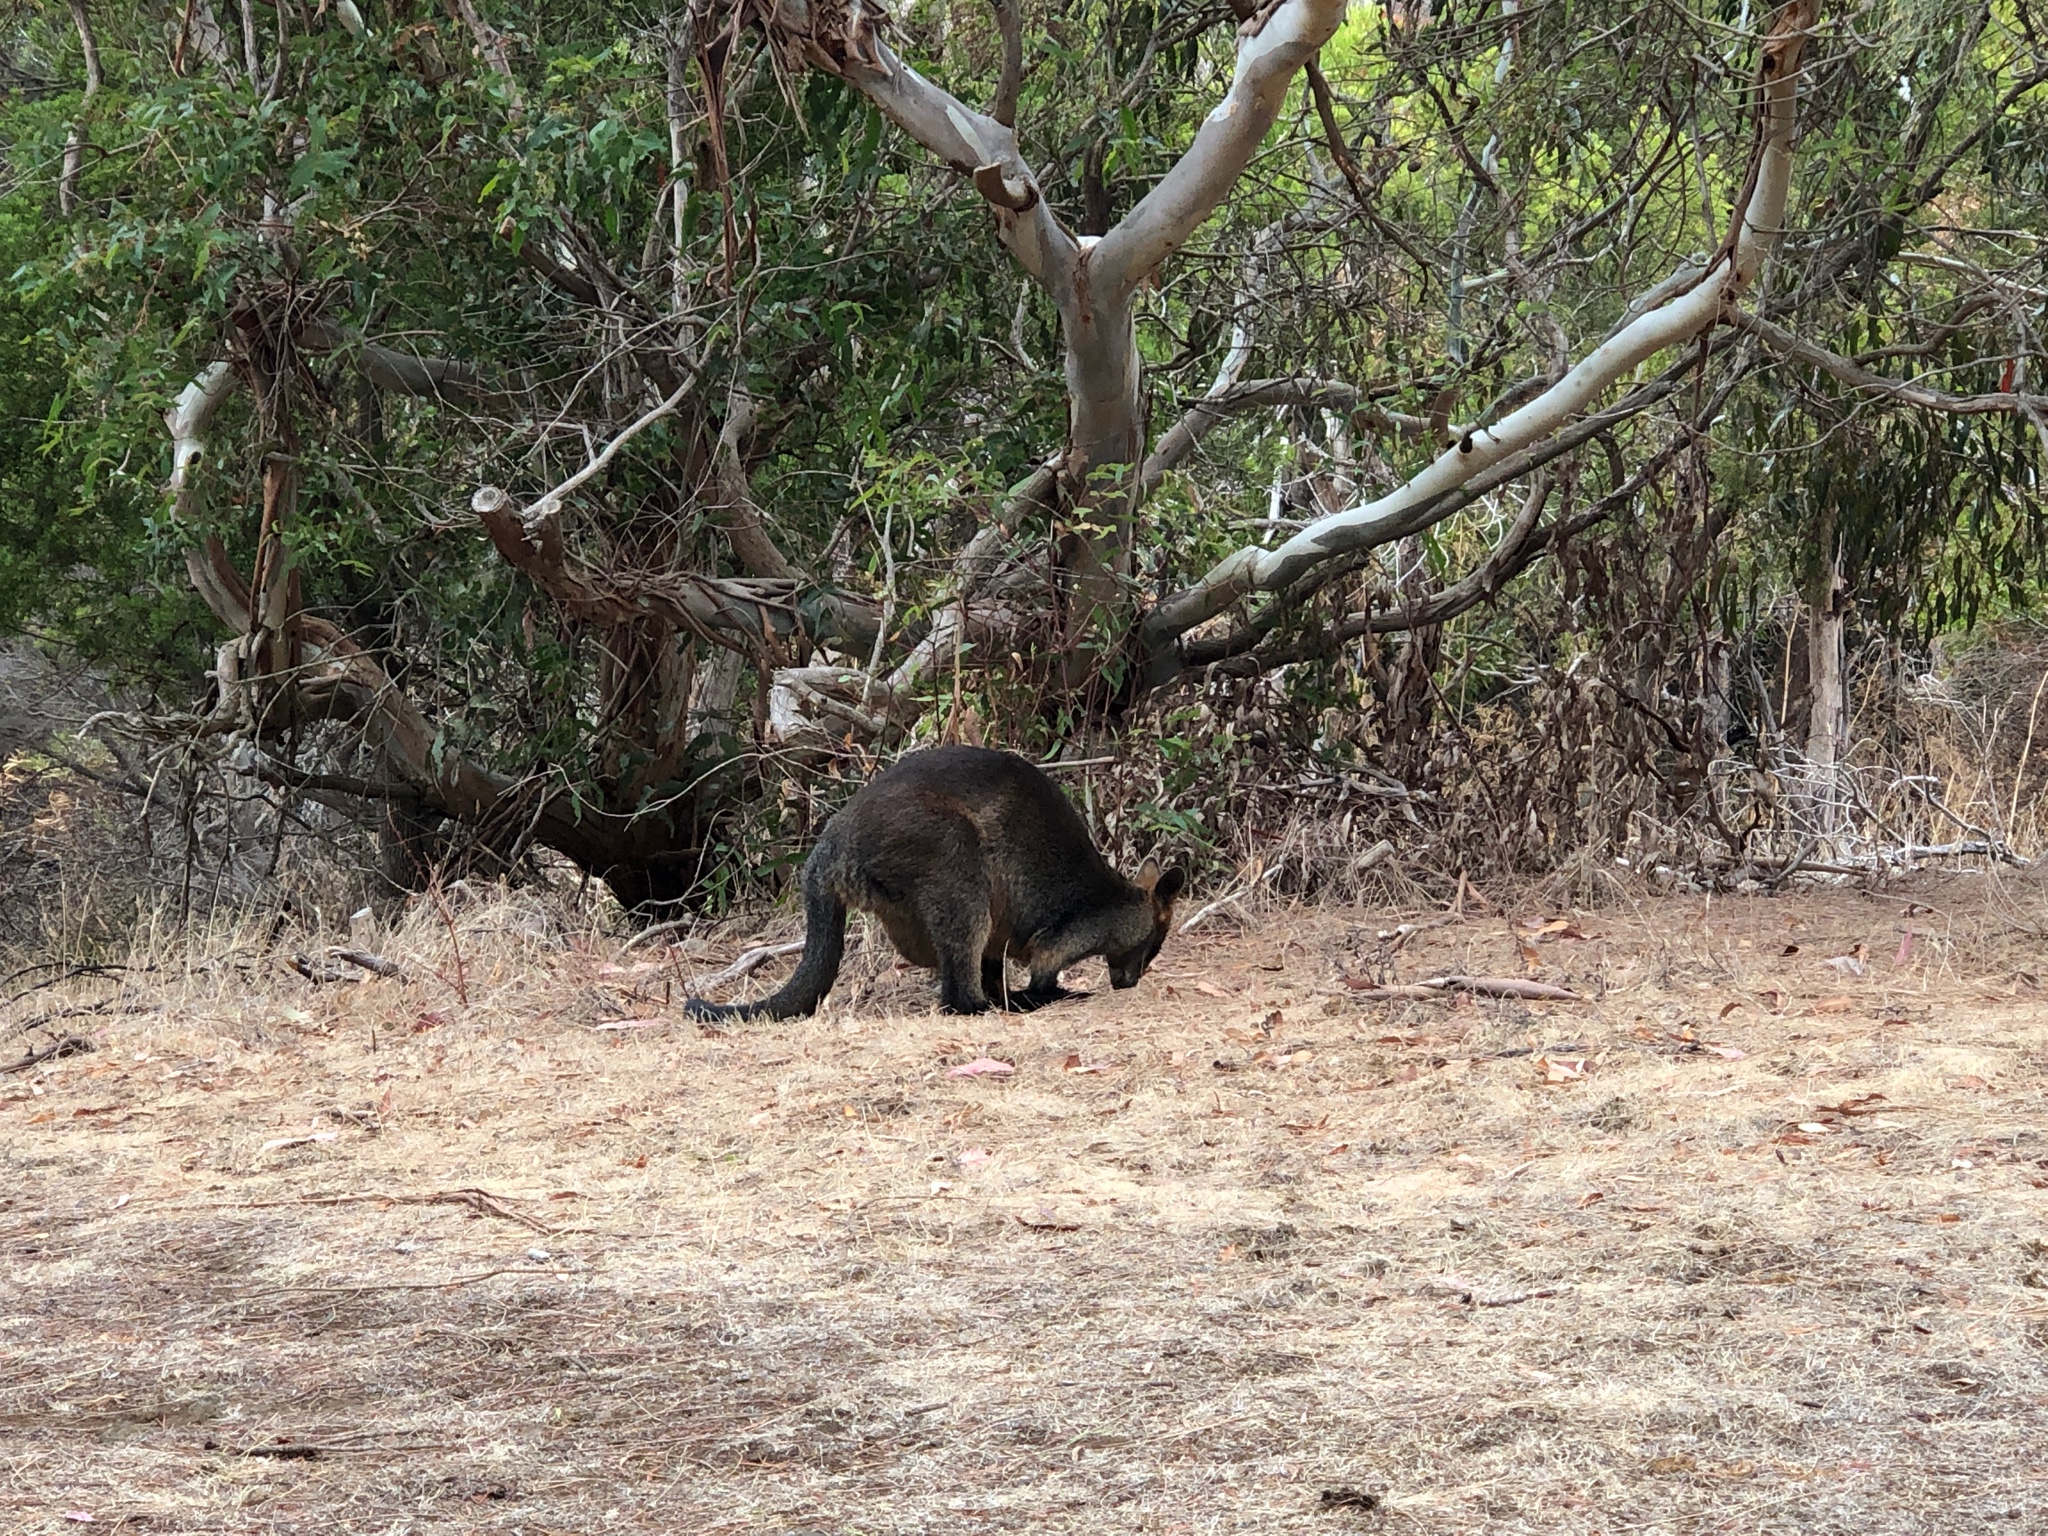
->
[4,876,2048,1534]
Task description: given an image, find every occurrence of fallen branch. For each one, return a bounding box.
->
[218,1187,554,1234]
[1,1034,94,1074]
[689,939,805,992]
[1346,975,1582,1002]
[328,948,403,979]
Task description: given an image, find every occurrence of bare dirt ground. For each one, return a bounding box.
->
[4,877,2047,1535]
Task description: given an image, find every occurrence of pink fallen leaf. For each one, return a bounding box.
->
[64,1515,94,1524]
[1703,1044,1746,1060]
[111,1193,131,1210]
[956,1147,991,1166]
[946,1057,1014,1078]
[591,1018,667,1031]
[1537,1055,1588,1084]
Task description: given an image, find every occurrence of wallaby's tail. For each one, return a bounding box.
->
[685,853,845,1021]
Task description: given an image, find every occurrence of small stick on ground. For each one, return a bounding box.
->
[328,948,404,978]
[1344,975,1581,1001]
[1,1034,94,1073]
[689,939,805,992]
[213,1187,554,1234]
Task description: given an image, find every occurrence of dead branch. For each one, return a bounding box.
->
[442,0,522,116]
[689,939,805,992]
[2,1034,94,1074]
[59,1,102,216]
[328,948,404,979]
[711,390,801,580]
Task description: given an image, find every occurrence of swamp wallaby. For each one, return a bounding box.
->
[686,745,1186,1020]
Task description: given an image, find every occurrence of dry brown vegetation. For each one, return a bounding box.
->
[5,877,2048,1534]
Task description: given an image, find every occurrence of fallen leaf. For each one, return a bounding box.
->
[1538,1055,1588,1084]
[592,1018,666,1032]
[1194,981,1235,1000]
[1648,1454,1697,1475]
[1952,1074,1990,1091]
[1714,1459,1757,1479]
[956,1147,991,1166]
[1577,1191,1605,1208]
[1814,996,1854,1015]
[1781,944,1801,957]
[1816,1093,1887,1117]
[1718,1001,1743,1019]
[946,1057,1015,1078]
[1821,950,1868,977]
[1797,1121,1830,1134]
[1895,931,1915,966]
[63,1513,95,1524]
[1703,1044,1747,1060]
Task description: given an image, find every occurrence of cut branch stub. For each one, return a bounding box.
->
[973,162,1037,212]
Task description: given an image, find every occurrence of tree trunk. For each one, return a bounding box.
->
[1803,552,1849,850]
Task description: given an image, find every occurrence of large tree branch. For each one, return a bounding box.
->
[766,0,1073,285]
[1728,308,2048,420]
[711,390,801,580]
[471,487,880,655]
[58,0,101,216]
[443,0,523,116]
[164,362,254,630]
[1139,377,1362,500]
[296,319,504,405]
[989,0,1022,128]
[1144,0,1822,657]
[1090,0,1346,298]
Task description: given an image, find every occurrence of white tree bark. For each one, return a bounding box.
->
[768,0,1345,560]
[1145,0,1824,656]
[1803,554,1850,847]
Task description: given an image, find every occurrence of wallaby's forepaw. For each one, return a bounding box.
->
[1005,984,1086,1012]
[939,996,994,1016]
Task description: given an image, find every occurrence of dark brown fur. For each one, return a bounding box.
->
[686,746,1186,1019]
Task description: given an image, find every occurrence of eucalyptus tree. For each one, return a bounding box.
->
[10,0,2048,905]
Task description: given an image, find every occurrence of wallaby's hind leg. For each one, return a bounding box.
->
[981,955,1014,1010]
[919,883,994,1015]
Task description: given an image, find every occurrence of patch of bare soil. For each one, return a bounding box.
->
[3,880,2047,1533]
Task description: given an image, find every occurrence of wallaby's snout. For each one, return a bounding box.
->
[1105,859,1187,991]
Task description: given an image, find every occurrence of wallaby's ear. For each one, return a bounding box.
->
[1155,866,1187,904]
[1134,855,1162,891]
